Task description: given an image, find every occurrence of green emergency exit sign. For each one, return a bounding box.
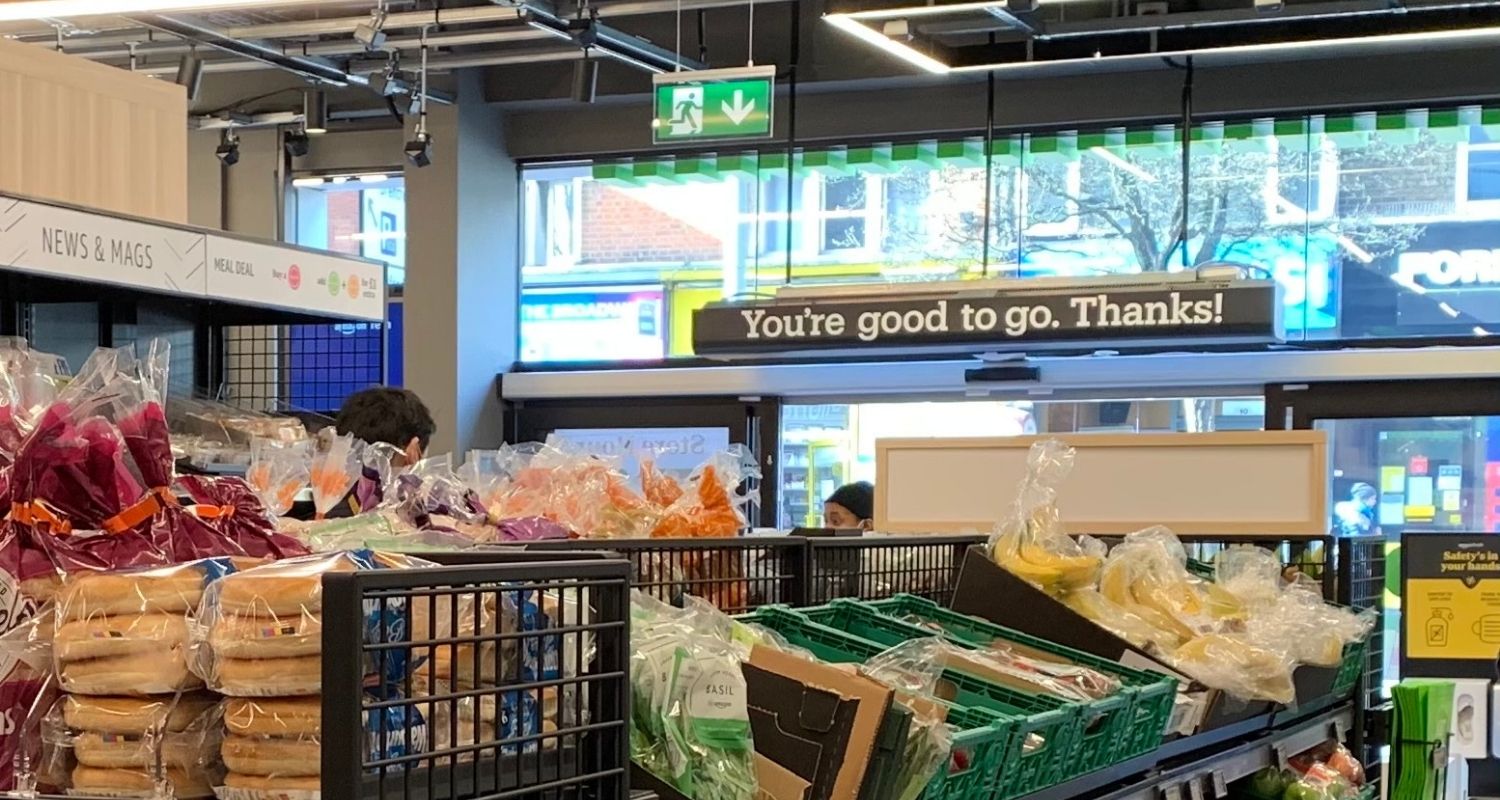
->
[652,65,775,144]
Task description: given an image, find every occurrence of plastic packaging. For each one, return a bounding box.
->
[177,475,310,560]
[1096,527,1216,644]
[246,438,313,518]
[649,446,759,539]
[308,430,362,520]
[40,693,222,797]
[1242,577,1376,668]
[195,550,436,697]
[53,558,256,696]
[989,440,1101,596]
[352,442,404,514]
[629,590,756,800]
[1167,632,1297,704]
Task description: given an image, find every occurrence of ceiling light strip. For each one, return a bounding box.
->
[825,14,950,73]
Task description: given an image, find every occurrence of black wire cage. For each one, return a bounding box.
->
[321,556,632,800]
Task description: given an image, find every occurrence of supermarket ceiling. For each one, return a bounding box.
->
[4,0,1500,115]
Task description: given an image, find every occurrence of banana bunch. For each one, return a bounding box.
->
[1097,555,1207,644]
[992,525,1101,597]
[1063,589,1181,652]
[1170,633,1296,704]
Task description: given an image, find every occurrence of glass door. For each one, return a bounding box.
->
[1265,378,1500,697]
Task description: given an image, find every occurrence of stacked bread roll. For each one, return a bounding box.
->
[411,590,561,763]
[52,564,228,798]
[61,695,217,799]
[206,556,348,794]
[220,697,322,797]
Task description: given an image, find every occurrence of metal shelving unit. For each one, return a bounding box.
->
[1015,704,1353,800]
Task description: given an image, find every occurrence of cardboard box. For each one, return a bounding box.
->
[743,644,895,800]
[951,546,1274,735]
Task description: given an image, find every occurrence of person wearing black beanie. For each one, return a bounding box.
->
[824,481,875,530]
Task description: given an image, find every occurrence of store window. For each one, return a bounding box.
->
[778,396,1264,528]
[519,105,1500,366]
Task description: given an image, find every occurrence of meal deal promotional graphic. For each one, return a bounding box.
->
[204,235,385,321]
[1402,533,1500,678]
[0,193,384,322]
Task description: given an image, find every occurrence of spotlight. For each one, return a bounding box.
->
[175,48,203,102]
[571,57,598,103]
[216,130,240,167]
[404,131,433,168]
[353,4,388,51]
[303,89,328,135]
[283,129,309,158]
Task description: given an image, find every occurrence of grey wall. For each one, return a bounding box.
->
[403,74,518,455]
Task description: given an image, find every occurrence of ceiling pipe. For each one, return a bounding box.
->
[126,12,369,87]
[48,24,553,60]
[132,46,583,78]
[218,0,787,40]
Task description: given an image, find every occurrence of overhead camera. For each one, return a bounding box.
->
[405,130,433,168]
[283,129,310,158]
[216,130,240,166]
[353,6,388,51]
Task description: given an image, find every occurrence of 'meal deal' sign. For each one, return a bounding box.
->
[692,283,1279,355]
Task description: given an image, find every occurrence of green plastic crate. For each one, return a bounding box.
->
[1331,637,1369,699]
[922,703,1010,800]
[803,600,1138,778]
[742,606,1076,800]
[865,594,1177,763]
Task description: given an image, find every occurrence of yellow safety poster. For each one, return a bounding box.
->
[1404,534,1500,667]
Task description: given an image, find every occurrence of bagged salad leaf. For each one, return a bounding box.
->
[630,590,756,800]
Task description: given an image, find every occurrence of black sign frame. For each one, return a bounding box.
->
[692,283,1280,357]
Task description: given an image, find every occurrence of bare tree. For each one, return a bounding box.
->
[1021,135,1448,272]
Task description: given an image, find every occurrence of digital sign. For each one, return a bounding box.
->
[520,286,666,362]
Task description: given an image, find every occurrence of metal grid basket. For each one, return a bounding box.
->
[523,537,804,614]
[321,556,632,800]
[1335,534,1386,767]
[806,535,986,606]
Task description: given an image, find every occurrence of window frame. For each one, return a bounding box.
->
[1456,141,1500,218]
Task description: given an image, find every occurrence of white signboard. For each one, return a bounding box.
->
[0,196,204,295]
[204,236,384,321]
[553,427,732,472]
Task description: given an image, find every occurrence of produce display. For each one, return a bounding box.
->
[989,441,1373,705]
[630,592,756,800]
[0,343,310,793]
[1235,742,1367,800]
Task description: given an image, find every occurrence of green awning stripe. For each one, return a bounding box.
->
[603,105,1499,181]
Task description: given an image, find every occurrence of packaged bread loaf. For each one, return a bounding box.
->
[39,693,222,798]
[196,550,435,697]
[53,558,261,696]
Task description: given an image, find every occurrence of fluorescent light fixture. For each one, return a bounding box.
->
[358,173,389,183]
[825,14,951,73]
[0,0,318,22]
[330,176,349,184]
[947,23,1500,72]
[291,177,325,188]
